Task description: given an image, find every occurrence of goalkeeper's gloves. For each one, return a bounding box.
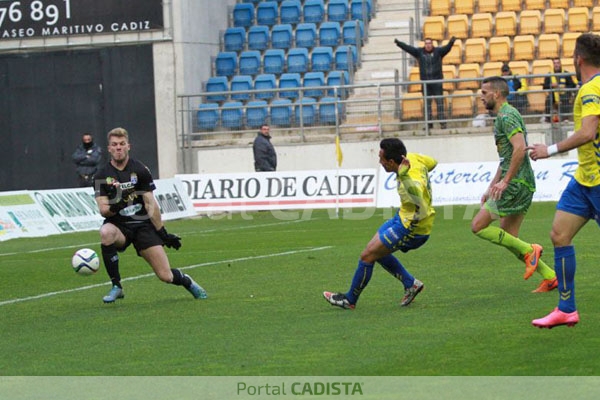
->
[157,227,182,250]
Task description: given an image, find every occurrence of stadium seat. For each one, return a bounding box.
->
[423,16,445,41]
[407,66,421,93]
[221,101,244,129]
[442,65,456,92]
[513,35,535,61]
[263,49,285,74]
[327,0,349,23]
[326,70,349,97]
[197,103,219,130]
[455,0,474,15]
[256,1,278,26]
[451,90,474,118]
[230,75,253,101]
[254,74,277,100]
[538,34,561,59]
[429,0,451,16]
[471,13,493,38]
[500,0,521,12]
[248,25,270,52]
[526,85,547,113]
[568,7,589,33]
[442,39,462,65]
[224,27,246,52]
[296,23,318,48]
[519,10,542,35]
[319,21,342,47]
[464,38,486,64]
[531,59,554,85]
[295,97,317,126]
[270,98,294,126]
[488,36,511,62]
[304,0,325,24]
[287,47,309,74]
[239,50,262,75]
[280,0,302,24]
[592,7,600,31]
[544,9,565,34]
[478,0,498,13]
[457,63,481,90]
[573,0,592,6]
[549,0,569,8]
[233,3,255,28]
[311,46,334,72]
[447,14,469,40]
[482,62,503,77]
[271,24,294,49]
[334,45,357,71]
[246,100,269,128]
[401,93,424,120]
[303,71,326,98]
[508,61,530,78]
[495,11,517,37]
[350,0,372,21]
[215,52,238,77]
[205,76,229,102]
[343,20,364,45]
[279,73,302,98]
[319,97,343,124]
[524,0,546,10]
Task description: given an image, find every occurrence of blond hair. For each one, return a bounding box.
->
[107,127,129,142]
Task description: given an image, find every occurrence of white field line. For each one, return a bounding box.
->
[0,246,332,307]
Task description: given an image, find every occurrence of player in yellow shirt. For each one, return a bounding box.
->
[323,138,437,309]
[528,33,600,328]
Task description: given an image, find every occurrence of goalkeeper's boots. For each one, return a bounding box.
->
[103,285,124,303]
[401,279,424,307]
[532,277,558,293]
[532,307,579,329]
[524,244,543,280]
[185,274,207,299]
[323,292,355,310]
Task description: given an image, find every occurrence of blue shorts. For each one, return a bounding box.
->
[557,177,600,226]
[377,214,430,253]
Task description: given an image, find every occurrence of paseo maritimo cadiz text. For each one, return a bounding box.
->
[1,20,152,39]
[237,381,364,396]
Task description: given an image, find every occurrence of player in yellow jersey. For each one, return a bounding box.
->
[528,33,600,328]
[323,138,437,309]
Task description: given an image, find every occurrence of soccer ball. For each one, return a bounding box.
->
[71,248,100,275]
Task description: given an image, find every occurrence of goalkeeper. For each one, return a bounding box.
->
[94,127,207,303]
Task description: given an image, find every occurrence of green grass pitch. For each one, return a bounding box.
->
[1,203,600,376]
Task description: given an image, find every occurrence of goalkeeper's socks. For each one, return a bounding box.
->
[101,244,121,288]
[377,254,414,289]
[345,260,374,304]
[555,245,577,313]
[170,268,191,287]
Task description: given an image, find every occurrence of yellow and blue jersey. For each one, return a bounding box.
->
[573,74,600,187]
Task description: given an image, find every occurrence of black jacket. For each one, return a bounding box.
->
[253,133,277,172]
[72,143,102,177]
[395,37,456,81]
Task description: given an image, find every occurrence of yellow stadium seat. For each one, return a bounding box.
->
[568,7,590,32]
[464,38,487,64]
[562,32,582,58]
[423,16,445,41]
[429,0,451,16]
[524,0,546,10]
[526,85,547,113]
[442,39,463,65]
[478,0,499,13]
[495,11,517,36]
[501,0,522,12]
[509,61,530,77]
[593,7,600,31]
[447,14,470,39]
[455,0,475,15]
[482,62,504,77]
[573,0,593,7]
[457,63,481,90]
[513,35,535,61]
[538,34,561,59]
[442,65,457,92]
[451,90,475,118]
[519,10,542,35]
[488,36,511,62]
[544,9,565,34]
[402,93,424,120]
[471,13,494,38]
[549,0,569,8]
[531,59,554,85]
[408,66,421,93]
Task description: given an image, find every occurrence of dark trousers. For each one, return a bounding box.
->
[78,174,94,187]
[545,93,573,120]
[423,82,445,124]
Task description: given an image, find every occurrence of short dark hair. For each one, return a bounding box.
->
[482,76,509,98]
[380,138,407,163]
[501,63,510,73]
[575,33,600,67]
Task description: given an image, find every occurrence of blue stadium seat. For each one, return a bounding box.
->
[319,21,341,47]
[256,1,278,26]
[287,47,309,74]
[303,0,325,24]
[319,97,343,124]
[242,0,262,4]
[326,70,350,97]
[248,25,270,51]
[233,3,255,28]
[351,0,372,21]
[215,52,238,77]
[295,23,318,48]
[303,71,326,98]
[239,50,262,75]
[224,27,246,52]
[335,45,357,71]
[311,46,334,72]
[280,0,302,24]
[254,74,277,100]
[294,97,317,126]
[327,0,349,22]
[263,49,285,74]
[342,20,364,45]
[205,76,229,102]
[230,75,254,101]
[197,103,220,131]
[221,101,244,129]
[279,73,301,99]
[246,100,269,128]
[271,24,293,49]
[270,99,294,126]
